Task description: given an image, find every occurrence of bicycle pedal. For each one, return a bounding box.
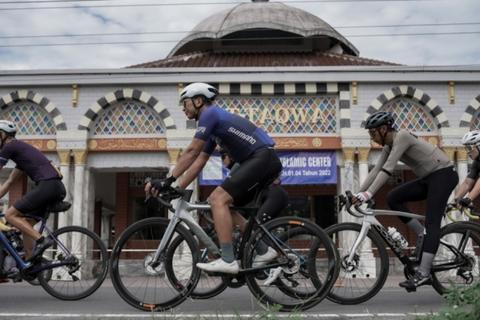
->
[405,287,417,293]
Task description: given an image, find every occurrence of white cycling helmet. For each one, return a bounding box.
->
[0,120,16,134]
[179,82,218,102]
[461,130,480,146]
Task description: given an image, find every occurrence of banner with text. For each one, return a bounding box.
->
[199,151,336,185]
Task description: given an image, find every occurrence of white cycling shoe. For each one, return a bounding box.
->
[253,247,278,268]
[197,258,240,274]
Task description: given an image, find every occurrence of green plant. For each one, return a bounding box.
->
[417,281,480,320]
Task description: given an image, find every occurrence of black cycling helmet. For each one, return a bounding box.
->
[364,111,395,129]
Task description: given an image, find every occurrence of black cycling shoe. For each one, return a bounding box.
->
[399,271,432,292]
[29,237,54,262]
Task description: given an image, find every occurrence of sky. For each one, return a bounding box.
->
[0,0,479,70]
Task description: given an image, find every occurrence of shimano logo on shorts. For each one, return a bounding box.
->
[227,127,256,145]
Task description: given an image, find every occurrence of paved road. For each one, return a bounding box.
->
[0,277,444,319]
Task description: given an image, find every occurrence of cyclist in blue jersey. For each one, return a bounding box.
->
[0,120,65,261]
[147,82,282,274]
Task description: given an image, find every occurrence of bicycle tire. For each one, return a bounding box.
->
[432,221,480,295]
[326,222,389,305]
[166,234,228,299]
[243,217,338,311]
[110,217,200,312]
[37,225,108,300]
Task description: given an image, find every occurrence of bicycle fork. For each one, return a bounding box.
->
[149,215,180,269]
[345,220,372,268]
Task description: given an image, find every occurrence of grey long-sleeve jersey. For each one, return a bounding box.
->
[360,130,452,195]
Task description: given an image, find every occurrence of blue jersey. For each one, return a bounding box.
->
[195,105,275,163]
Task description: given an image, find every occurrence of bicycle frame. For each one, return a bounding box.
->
[149,191,293,273]
[345,206,425,270]
[0,212,77,275]
[345,203,475,274]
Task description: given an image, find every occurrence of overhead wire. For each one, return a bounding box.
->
[0,22,479,39]
[0,0,450,11]
[0,31,479,48]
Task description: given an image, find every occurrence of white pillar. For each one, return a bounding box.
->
[57,150,72,228]
[82,167,95,231]
[456,149,469,183]
[72,150,87,228]
[339,148,356,224]
[357,148,370,187]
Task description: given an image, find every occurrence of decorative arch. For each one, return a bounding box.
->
[0,90,67,131]
[78,89,176,131]
[361,85,449,129]
[459,94,480,128]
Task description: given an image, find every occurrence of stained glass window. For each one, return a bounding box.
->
[92,100,165,136]
[382,98,436,132]
[215,96,338,134]
[471,110,480,130]
[0,100,56,135]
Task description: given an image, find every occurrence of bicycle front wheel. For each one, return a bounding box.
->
[38,226,108,300]
[326,222,389,305]
[432,221,480,295]
[109,217,200,312]
[244,217,338,311]
[167,234,228,299]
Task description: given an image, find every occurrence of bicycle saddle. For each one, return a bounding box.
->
[47,201,71,213]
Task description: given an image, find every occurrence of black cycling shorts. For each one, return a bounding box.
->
[14,179,66,217]
[221,148,282,205]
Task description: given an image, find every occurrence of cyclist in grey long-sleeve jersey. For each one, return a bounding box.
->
[353,111,458,291]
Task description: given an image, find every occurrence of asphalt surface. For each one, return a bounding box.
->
[0,277,445,320]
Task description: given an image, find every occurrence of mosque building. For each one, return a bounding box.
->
[0,0,479,248]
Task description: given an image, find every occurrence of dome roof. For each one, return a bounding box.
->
[167,0,359,57]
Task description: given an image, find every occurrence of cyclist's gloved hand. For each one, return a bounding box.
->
[354,191,372,203]
[151,176,176,193]
[458,197,472,207]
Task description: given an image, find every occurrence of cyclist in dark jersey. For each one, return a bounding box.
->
[353,111,458,291]
[453,130,480,207]
[220,148,288,222]
[0,120,65,262]
[219,149,289,267]
[147,82,282,274]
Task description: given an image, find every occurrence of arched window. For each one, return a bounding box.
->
[382,97,436,133]
[0,100,56,136]
[471,110,480,130]
[216,96,338,134]
[92,100,165,136]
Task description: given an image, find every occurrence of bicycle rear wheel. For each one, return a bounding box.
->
[326,222,389,305]
[432,221,480,295]
[244,217,338,311]
[38,226,108,300]
[109,217,200,312]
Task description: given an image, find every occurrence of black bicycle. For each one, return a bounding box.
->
[110,186,339,312]
[0,201,108,300]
